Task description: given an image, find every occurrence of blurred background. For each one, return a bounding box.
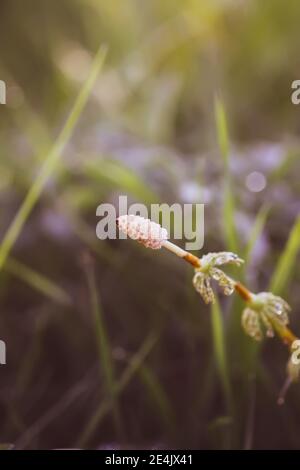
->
[0,0,300,450]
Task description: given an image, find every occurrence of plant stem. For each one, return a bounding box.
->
[162,240,201,267]
[271,320,298,349]
[234,282,252,301]
[162,242,299,348]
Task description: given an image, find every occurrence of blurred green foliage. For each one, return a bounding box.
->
[0,0,300,450]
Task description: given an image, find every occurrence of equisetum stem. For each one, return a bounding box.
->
[117,216,299,360]
[234,281,252,302]
[231,279,298,347]
[162,240,201,268]
[271,320,298,348]
[232,279,298,347]
[163,240,299,348]
[234,282,298,347]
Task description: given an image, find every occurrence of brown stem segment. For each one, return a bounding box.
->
[234,282,252,302]
[183,253,201,268]
[164,242,299,351]
[272,321,298,349]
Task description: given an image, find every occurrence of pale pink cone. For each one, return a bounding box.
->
[117,215,168,249]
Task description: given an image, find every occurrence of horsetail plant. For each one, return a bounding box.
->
[117,215,300,391]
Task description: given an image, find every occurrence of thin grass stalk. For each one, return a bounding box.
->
[77,330,159,447]
[0,45,107,271]
[82,253,122,438]
[5,257,71,306]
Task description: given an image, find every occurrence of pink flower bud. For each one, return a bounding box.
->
[117,215,168,249]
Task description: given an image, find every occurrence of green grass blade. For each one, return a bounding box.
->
[211,295,232,410]
[214,96,238,253]
[138,364,174,428]
[5,258,71,306]
[83,255,122,436]
[214,96,230,167]
[208,415,233,450]
[78,330,159,446]
[223,182,238,253]
[0,45,107,271]
[85,159,157,203]
[244,205,270,266]
[269,149,299,183]
[269,216,300,295]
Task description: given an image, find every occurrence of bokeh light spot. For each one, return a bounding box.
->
[246,171,266,192]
